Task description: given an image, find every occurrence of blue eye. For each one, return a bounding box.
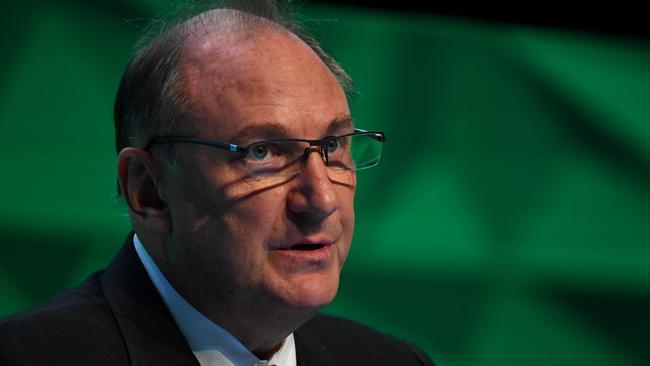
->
[248,144,270,161]
[325,139,340,153]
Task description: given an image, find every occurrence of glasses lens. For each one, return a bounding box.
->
[245,132,383,177]
[328,133,383,172]
[245,140,305,177]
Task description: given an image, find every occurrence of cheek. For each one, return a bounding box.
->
[336,185,356,264]
[339,182,356,226]
[220,184,289,249]
[217,192,289,287]
[222,175,297,201]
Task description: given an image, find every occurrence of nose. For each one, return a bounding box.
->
[286,148,340,219]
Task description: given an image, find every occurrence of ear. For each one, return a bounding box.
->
[117,147,171,233]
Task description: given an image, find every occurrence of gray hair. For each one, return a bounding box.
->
[113,0,353,156]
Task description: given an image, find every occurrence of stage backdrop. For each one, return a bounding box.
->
[1,2,649,366]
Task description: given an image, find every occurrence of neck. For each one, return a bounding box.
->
[139,231,316,359]
[186,287,314,359]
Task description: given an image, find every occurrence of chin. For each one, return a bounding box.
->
[274,271,341,311]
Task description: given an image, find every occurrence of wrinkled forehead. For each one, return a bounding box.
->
[177,23,350,142]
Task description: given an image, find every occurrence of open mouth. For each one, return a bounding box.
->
[290,243,326,251]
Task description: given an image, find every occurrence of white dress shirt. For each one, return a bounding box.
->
[133,234,297,366]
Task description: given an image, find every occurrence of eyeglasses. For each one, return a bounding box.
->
[145,128,385,178]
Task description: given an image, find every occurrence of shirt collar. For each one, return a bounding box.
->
[133,234,296,366]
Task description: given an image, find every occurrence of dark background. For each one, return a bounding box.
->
[1,1,649,365]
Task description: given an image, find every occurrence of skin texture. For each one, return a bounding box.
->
[117,21,355,358]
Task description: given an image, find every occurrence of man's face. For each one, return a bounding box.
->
[158,30,355,314]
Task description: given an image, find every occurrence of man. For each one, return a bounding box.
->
[0,2,434,365]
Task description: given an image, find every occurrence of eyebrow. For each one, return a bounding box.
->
[228,123,289,143]
[228,114,354,143]
[324,115,354,136]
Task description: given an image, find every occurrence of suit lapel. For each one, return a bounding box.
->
[100,233,199,366]
[294,325,339,366]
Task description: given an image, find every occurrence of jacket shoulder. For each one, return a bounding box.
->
[0,272,129,366]
[298,313,435,366]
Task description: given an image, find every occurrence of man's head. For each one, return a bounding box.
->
[114,3,352,153]
[115,2,358,349]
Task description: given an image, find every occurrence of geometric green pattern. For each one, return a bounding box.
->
[1,3,649,366]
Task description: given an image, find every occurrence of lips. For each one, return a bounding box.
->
[273,234,336,251]
[271,235,336,262]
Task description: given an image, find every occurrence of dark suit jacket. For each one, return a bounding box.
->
[0,235,434,365]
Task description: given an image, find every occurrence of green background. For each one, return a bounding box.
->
[1,1,649,365]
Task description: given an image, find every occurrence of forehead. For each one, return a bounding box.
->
[179,27,350,141]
